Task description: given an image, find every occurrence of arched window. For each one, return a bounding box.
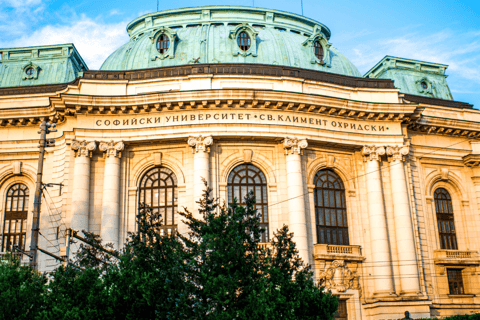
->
[138,167,177,235]
[314,40,324,61]
[227,164,268,242]
[2,183,29,251]
[314,169,348,245]
[434,188,457,250]
[156,34,170,54]
[237,31,251,51]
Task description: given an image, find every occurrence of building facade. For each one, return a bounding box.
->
[0,6,479,319]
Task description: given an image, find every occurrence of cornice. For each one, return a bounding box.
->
[408,115,480,139]
[50,89,416,123]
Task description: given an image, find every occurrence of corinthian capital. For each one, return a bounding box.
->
[71,140,97,157]
[386,145,409,162]
[188,135,213,153]
[99,140,125,158]
[362,145,385,162]
[284,137,308,155]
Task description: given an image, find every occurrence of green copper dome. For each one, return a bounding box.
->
[100,6,361,77]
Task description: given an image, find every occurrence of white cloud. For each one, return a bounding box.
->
[1,15,129,69]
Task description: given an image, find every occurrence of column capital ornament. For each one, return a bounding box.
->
[386,145,409,162]
[99,140,124,158]
[188,135,213,153]
[362,145,385,162]
[463,154,480,167]
[283,137,308,155]
[71,140,97,157]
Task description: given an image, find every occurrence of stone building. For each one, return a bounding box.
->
[0,6,479,319]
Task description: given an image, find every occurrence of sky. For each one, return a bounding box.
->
[1,0,479,107]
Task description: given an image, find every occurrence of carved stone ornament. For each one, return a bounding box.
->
[318,260,360,293]
[99,140,125,158]
[362,145,385,162]
[283,137,308,155]
[71,140,97,157]
[386,145,409,162]
[188,135,213,153]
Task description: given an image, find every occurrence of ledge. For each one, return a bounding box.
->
[434,249,480,265]
[313,244,364,261]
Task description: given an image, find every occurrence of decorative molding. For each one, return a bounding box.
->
[440,168,449,181]
[463,154,480,167]
[99,140,124,158]
[326,155,335,168]
[362,145,385,162]
[229,24,258,57]
[12,161,22,175]
[283,137,308,155]
[386,145,409,162]
[243,149,253,163]
[71,140,97,157]
[318,260,361,293]
[188,135,213,153]
[153,152,162,166]
[149,27,177,61]
[22,62,40,80]
[415,77,434,96]
[302,26,332,67]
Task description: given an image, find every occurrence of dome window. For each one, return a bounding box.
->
[314,41,324,62]
[25,68,34,76]
[156,34,170,54]
[421,81,428,89]
[237,31,251,51]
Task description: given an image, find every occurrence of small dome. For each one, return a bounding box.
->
[100,6,361,77]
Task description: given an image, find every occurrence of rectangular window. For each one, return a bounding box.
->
[333,299,348,320]
[447,269,464,295]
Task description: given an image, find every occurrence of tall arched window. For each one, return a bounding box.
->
[2,183,29,251]
[434,188,458,250]
[138,167,178,235]
[227,164,269,242]
[314,169,348,245]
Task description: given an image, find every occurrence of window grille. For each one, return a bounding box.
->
[314,169,349,245]
[227,164,268,242]
[138,167,177,235]
[447,269,464,295]
[434,188,458,250]
[237,31,251,51]
[156,34,170,54]
[2,184,29,251]
[314,40,324,61]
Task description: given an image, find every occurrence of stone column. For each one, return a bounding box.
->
[188,135,213,218]
[386,145,420,295]
[99,140,124,249]
[70,140,97,235]
[284,137,309,264]
[362,145,395,297]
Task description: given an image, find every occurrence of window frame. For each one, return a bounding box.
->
[447,268,465,295]
[314,169,349,246]
[138,166,178,236]
[2,183,29,252]
[434,187,458,250]
[227,163,269,242]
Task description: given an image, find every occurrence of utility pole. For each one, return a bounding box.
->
[29,120,56,269]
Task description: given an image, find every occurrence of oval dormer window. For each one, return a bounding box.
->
[421,81,428,89]
[237,31,251,51]
[314,41,324,61]
[25,67,34,76]
[156,34,170,54]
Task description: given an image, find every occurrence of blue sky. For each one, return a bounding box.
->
[1,0,479,107]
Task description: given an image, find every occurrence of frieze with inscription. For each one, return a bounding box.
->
[90,111,400,135]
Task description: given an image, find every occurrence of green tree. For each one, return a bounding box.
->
[0,254,46,320]
[179,185,338,320]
